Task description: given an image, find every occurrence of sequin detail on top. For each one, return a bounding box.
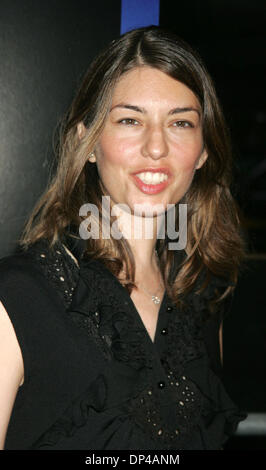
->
[126,372,202,450]
[165,371,202,433]
[29,241,79,308]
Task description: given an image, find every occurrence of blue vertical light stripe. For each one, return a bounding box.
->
[120,0,160,34]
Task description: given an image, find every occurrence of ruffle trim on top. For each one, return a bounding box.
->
[69,256,154,371]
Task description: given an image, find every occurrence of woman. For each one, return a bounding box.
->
[0,26,246,450]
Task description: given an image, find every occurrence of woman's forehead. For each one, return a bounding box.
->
[111,66,201,110]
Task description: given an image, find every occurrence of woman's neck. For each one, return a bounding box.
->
[111,207,165,274]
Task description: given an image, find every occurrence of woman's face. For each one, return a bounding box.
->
[94,66,207,216]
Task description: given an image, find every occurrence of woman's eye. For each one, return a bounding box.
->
[173,120,193,128]
[118,118,139,126]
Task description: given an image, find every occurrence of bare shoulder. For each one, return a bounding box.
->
[0,300,24,377]
[0,300,24,449]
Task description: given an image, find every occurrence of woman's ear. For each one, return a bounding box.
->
[77,122,86,139]
[195,149,208,170]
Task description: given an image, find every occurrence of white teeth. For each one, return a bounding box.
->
[137,172,168,184]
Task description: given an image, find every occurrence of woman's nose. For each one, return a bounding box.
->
[141,125,169,160]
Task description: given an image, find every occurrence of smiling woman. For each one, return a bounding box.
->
[0,26,247,450]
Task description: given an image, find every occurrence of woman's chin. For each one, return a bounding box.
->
[129,202,167,218]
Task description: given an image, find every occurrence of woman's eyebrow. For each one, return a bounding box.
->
[110,104,146,113]
[169,107,201,117]
[110,104,201,117]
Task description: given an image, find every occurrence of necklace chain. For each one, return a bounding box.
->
[138,278,164,304]
[121,251,164,305]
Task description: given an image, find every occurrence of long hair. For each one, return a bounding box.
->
[19,26,246,309]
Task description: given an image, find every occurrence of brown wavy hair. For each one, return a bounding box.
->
[19,26,246,310]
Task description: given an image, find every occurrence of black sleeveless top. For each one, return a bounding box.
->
[0,236,246,450]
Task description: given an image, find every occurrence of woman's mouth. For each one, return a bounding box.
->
[132,170,171,194]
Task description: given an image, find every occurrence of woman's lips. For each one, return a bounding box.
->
[131,169,171,195]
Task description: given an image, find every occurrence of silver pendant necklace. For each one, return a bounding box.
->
[138,280,164,304]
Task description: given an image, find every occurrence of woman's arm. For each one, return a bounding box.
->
[0,301,24,450]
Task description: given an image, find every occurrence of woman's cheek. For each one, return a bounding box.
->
[102,138,132,165]
[175,140,204,169]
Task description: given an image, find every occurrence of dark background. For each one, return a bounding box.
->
[0,0,121,256]
[0,0,265,450]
